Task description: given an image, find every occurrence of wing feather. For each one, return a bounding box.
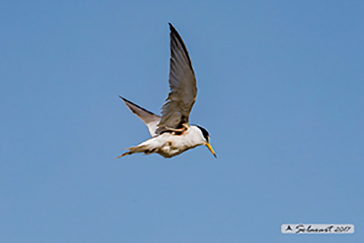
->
[157,23,197,133]
[119,96,161,136]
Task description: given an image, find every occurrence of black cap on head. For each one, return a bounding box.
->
[196,125,210,141]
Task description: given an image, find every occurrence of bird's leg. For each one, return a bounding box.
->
[165,127,184,132]
[165,124,188,134]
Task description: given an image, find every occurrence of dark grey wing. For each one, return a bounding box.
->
[156,23,197,133]
[119,96,161,136]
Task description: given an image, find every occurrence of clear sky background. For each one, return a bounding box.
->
[1,1,363,243]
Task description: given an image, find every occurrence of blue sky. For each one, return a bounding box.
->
[1,1,363,242]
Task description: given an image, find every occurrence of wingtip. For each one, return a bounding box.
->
[168,22,176,32]
[118,95,128,102]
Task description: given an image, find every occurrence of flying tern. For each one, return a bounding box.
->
[118,23,216,158]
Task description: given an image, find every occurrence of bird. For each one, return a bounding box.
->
[117,23,216,159]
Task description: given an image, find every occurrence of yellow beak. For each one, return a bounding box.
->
[206,142,217,158]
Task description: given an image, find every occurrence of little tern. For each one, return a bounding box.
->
[117,23,216,158]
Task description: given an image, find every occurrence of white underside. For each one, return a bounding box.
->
[129,126,205,158]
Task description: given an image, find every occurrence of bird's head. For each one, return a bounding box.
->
[195,125,217,158]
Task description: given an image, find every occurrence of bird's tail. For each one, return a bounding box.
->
[116,145,154,159]
[116,151,133,158]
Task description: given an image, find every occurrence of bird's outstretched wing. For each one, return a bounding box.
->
[119,96,161,136]
[157,23,197,134]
